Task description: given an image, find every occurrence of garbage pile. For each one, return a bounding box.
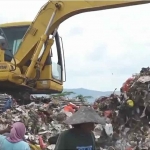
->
[1,67,150,150]
[0,96,90,150]
[93,67,150,149]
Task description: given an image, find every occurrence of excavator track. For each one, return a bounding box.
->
[0,81,31,104]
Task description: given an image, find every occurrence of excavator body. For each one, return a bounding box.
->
[0,0,149,100]
[0,22,64,99]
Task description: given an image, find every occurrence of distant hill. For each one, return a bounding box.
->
[34,88,120,103]
[63,88,120,102]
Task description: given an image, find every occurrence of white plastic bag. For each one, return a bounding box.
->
[104,123,113,136]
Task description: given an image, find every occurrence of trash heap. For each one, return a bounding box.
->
[0,96,90,150]
[1,67,150,149]
[93,67,150,149]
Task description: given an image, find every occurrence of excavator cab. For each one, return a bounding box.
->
[0,22,29,61]
[0,22,65,100]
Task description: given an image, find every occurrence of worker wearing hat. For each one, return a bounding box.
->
[124,98,135,123]
[54,106,105,150]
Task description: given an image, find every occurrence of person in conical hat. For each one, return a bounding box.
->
[64,106,105,125]
[54,106,105,150]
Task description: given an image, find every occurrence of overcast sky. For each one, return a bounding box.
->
[1,1,150,91]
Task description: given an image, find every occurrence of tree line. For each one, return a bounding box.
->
[49,91,93,102]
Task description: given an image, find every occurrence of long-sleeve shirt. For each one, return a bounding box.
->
[0,135,30,150]
[54,128,96,150]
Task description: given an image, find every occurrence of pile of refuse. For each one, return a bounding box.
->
[93,67,150,149]
[1,67,150,149]
[0,95,90,150]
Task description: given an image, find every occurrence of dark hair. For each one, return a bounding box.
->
[72,124,81,128]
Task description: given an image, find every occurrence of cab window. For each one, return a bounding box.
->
[0,25,29,55]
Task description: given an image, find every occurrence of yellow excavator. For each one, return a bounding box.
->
[0,1,149,100]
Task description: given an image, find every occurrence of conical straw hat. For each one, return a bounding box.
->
[64,106,106,125]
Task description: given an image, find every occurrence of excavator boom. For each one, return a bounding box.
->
[15,0,150,66]
[0,0,149,101]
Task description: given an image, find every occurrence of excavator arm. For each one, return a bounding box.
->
[15,0,150,66]
[0,0,149,100]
